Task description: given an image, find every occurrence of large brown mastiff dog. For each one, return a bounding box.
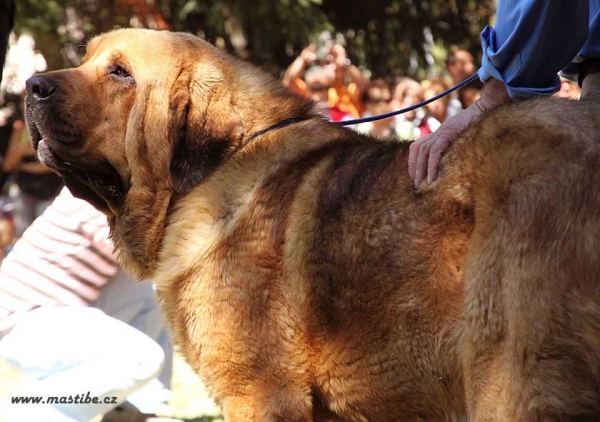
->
[25,29,600,421]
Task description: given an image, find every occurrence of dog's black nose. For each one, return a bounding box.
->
[26,75,57,100]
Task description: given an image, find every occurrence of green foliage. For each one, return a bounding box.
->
[13,0,494,78]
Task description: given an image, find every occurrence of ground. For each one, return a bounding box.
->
[0,352,223,422]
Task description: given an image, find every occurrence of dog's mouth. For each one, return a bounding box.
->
[36,139,66,172]
[27,115,68,173]
[28,120,126,216]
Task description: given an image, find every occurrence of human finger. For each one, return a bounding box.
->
[414,137,434,188]
[426,136,452,184]
[408,138,424,180]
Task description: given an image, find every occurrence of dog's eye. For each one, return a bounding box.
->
[109,64,134,83]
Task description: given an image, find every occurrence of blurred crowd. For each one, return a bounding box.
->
[281,42,581,141]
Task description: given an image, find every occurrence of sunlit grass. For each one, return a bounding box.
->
[166,353,223,421]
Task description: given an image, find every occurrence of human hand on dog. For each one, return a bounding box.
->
[408,77,511,188]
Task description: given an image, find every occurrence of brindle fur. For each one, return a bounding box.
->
[25,29,600,421]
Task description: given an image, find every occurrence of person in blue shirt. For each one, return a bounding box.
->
[409,0,600,188]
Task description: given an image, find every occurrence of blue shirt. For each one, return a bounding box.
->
[478,0,600,99]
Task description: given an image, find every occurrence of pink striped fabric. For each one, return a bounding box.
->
[0,188,118,334]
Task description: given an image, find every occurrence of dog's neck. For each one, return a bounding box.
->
[228,65,319,149]
[109,184,173,279]
[110,115,333,279]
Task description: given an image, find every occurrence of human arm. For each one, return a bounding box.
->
[479,0,588,99]
[3,120,54,174]
[0,189,119,335]
[330,44,370,93]
[409,0,590,188]
[2,120,29,173]
[282,44,317,88]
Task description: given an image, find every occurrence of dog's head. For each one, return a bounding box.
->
[25,28,314,275]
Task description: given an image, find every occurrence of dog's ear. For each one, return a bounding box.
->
[169,64,241,194]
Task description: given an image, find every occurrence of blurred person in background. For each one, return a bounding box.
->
[355,79,395,138]
[418,78,451,137]
[446,47,476,118]
[1,33,57,237]
[302,65,336,119]
[446,47,476,85]
[0,188,177,422]
[458,78,483,109]
[282,40,369,121]
[3,93,63,236]
[0,189,15,260]
[391,77,423,141]
[0,0,16,243]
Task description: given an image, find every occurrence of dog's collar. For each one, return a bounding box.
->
[241,116,310,149]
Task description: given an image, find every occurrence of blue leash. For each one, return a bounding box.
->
[336,73,479,126]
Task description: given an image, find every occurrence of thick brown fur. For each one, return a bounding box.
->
[25,29,600,421]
